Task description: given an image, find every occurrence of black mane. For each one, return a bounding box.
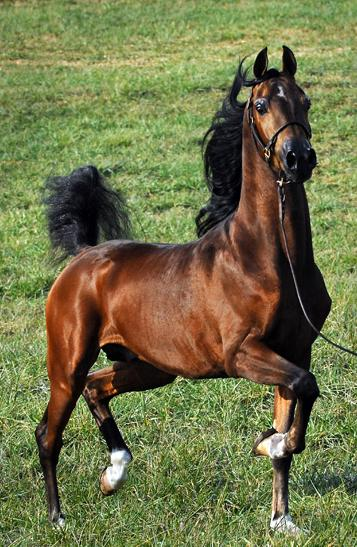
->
[195,62,279,237]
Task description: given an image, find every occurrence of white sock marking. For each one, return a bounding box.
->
[104,449,131,490]
[55,515,66,528]
[270,513,303,534]
[267,432,288,459]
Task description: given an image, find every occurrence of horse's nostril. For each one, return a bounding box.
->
[286,150,297,169]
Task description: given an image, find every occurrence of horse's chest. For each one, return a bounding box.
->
[264,270,331,361]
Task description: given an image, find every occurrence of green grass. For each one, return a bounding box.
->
[0,0,356,545]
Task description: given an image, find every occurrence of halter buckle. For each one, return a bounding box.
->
[264,147,271,161]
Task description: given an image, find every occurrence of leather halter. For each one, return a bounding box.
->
[247,96,311,165]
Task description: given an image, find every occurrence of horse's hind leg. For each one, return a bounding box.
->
[35,339,99,525]
[83,359,176,495]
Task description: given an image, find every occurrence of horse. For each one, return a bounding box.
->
[35,46,331,533]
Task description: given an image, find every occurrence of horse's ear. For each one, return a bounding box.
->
[253,47,268,79]
[282,45,297,76]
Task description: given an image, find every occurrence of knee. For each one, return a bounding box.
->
[291,370,319,400]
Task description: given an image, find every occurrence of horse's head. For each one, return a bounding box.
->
[248,46,316,184]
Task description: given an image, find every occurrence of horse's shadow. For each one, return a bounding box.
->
[296,465,357,496]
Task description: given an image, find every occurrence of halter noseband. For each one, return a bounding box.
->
[247,95,312,168]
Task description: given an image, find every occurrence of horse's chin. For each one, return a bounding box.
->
[285,169,314,185]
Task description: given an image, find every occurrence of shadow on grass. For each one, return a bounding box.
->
[298,466,357,496]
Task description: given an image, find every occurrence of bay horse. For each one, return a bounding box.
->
[35,46,331,532]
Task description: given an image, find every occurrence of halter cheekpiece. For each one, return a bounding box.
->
[247,92,312,185]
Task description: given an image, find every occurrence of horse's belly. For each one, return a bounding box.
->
[99,291,224,378]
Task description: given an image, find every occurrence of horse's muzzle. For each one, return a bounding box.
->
[281,137,317,183]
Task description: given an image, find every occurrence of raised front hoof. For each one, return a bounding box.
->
[253,428,289,459]
[99,449,131,496]
[270,514,305,535]
[100,467,126,496]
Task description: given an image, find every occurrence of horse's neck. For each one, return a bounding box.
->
[230,119,314,272]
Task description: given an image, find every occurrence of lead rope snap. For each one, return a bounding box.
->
[277,179,286,222]
[264,148,271,161]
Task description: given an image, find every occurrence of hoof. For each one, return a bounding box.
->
[100,449,131,496]
[270,514,305,534]
[253,428,289,459]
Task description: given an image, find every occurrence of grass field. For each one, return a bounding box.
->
[0,0,356,545]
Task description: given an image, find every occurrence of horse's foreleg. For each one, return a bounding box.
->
[83,359,176,495]
[270,387,302,533]
[228,338,316,533]
[254,387,296,524]
[230,337,318,458]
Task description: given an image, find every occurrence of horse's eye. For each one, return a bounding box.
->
[255,100,267,115]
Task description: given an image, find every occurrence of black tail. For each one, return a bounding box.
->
[44,165,131,261]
